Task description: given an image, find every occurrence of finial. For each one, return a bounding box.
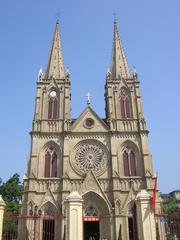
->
[133,66,138,79]
[38,67,43,81]
[66,67,70,77]
[106,68,111,78]
[85,92,92,106]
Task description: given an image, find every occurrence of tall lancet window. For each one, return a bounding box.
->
[44,147,57,178]
[119,88,132,118]
[48,90,59,119]
[123,147,136,176]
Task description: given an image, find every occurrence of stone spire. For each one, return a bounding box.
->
[111,19,131,79]
[45,20,66,79]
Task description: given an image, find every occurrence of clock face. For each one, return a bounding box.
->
[50,91,57,97]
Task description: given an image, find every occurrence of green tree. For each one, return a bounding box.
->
[162,195,180,239]
[0,174,23,236]
[0,173,23,213]
[163,196,179,214]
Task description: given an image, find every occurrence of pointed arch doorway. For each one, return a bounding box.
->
[83,191,111,240]
[40,201,58,240]
[83,205,100,240]
[127,201,138,240]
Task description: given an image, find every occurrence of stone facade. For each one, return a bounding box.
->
[19,19,165,240]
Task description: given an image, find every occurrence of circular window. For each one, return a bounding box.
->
[84,118,95,128]
[71,141,108,176]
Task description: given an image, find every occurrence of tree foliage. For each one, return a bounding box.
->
[162,196,179,214]
[162,195,180,239]
[0,173,23,213]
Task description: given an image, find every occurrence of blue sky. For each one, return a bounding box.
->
[0,0,179,193]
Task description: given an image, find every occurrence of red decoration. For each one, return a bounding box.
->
[83,217,100,222]
[152,177,157,210]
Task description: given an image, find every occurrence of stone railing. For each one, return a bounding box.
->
[24,179,62,192]
[115,119,147,132]
[112,177,144,191]
[24,177,144,193]
[32,120,63,132]
[116,119,138,132]
[63,179,84,192]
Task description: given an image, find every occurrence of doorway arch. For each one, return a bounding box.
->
[82,191,111,240]
[127,201,138,240]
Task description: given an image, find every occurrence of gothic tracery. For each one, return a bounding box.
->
[72,142,108,176]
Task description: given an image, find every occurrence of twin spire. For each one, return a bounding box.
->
[44,18,130,80]
[111,19,131,79]
[45,20,66,79]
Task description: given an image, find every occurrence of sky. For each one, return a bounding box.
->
[0,0,179,193]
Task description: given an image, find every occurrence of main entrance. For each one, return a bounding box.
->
[83,219,99,240]
[82,192,111,240]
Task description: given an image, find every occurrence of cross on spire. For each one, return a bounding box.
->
[56,10,60,23]
[86,92,92,106]
[113,11,116,20]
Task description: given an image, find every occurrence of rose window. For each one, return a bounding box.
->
[72,142,108,176]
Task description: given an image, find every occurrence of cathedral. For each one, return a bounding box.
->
[19,19,165,240]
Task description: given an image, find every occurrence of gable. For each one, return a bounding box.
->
[71,106,109,133]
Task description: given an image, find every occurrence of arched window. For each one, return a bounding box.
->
[120,88,132,118]
[45,151,51,177]
[123,147,136,176]
[44,148,57,178]
[123,151,130,176]
[51,152,57,177]
[48,91,59,119]
[85,205,98,217]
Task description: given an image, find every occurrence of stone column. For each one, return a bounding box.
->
[65,191,83,240]
[0,195,6,240]
[135,189,156,240]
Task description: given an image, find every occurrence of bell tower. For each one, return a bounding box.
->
[105,19,154,180]
[33,20,71,133]
[105,19,146,133]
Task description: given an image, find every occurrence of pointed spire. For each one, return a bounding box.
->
[45,20,66,79]
[111,18,131,79]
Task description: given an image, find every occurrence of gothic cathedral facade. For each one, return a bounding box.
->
[19,20,163,240]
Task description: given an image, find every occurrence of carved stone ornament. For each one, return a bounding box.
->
[84,118,95,129]
[71,141,108,176]
[119,88,128,99]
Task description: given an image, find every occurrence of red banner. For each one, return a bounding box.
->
[152,177,157,210]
